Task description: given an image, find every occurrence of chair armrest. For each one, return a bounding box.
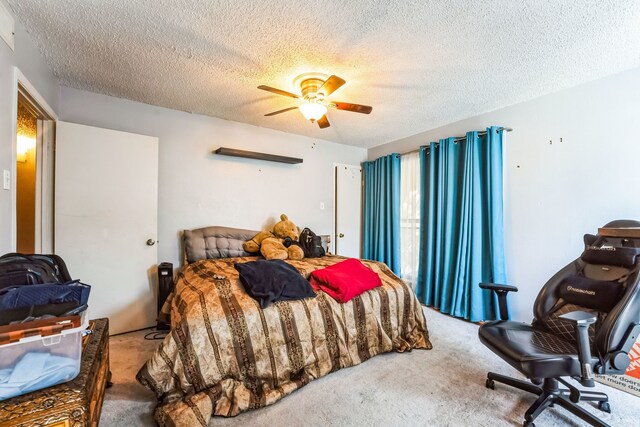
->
[559,311,597,325]
[479,283,518,320]
[559,311,597,387]
[479,283,518,293]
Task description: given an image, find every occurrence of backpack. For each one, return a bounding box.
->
[0,253,72,289]
[299,228,326,258]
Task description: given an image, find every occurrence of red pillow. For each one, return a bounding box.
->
[309,258,382,303]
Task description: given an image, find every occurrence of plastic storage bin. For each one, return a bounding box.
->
[0,313,88,401]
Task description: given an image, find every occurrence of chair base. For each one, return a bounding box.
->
[486,372,611,427]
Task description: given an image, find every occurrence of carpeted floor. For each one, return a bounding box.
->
[100,308,637,426]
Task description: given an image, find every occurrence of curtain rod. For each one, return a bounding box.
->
[400,127,513,156]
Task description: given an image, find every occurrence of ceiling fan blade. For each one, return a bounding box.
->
[317,115,330,129]
[264,106,299,116]
[318,75,346,97]
[257,85,301,99]
[332,102,373,114]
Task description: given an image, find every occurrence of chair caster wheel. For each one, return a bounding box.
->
[598,401,611,413]
[485,379,495,390]
[523,421,535,427]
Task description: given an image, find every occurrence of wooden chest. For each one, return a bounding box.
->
[0,318,110,427]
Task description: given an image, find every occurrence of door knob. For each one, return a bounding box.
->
[339,233,345,238]
[146,239,156,246]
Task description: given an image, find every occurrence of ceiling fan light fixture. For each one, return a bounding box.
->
[299,101,327,122]
[259,73,372,129]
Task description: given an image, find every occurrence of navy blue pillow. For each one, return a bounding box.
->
[234,259,315,308]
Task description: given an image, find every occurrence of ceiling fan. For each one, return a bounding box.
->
[258,73,372,129]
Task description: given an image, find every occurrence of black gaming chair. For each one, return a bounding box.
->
[479,220,640,427]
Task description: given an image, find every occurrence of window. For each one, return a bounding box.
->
[400,152,420,288]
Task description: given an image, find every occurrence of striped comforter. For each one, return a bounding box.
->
[137,255,431,426]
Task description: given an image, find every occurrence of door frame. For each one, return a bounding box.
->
[332,162,363,257]
[11,67,58,252]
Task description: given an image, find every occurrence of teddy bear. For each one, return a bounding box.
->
[243,214,305,260]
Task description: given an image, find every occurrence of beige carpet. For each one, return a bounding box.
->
[101,308,638,426]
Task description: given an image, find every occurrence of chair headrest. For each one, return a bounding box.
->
[580,219,640,267]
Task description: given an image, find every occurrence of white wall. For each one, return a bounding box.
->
[0,0,59,254]
[369,67,640,321]
[58,86,367,267]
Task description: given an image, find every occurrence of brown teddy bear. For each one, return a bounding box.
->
[243,230,275,253]
[243,214,305,260]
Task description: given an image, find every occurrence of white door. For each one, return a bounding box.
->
[335,164,362,257]
[55,122,158,335]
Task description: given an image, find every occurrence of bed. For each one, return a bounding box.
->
[137,226,432,426]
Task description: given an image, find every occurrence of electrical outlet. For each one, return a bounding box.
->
[319,202,325,210]
[3,170,10,190]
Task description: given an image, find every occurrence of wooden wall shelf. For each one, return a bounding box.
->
[214,147,303,164]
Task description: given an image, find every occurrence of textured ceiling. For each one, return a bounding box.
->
[7,0,640,148]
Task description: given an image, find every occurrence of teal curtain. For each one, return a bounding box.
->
[363,153,401,274]
[416,127,506,322]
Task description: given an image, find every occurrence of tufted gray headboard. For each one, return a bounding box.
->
[183,226,259,264]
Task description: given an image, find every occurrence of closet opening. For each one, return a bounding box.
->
[15,82,56,253]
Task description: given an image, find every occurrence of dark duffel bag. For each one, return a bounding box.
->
[0,253,72,289]
[0,279,90,311]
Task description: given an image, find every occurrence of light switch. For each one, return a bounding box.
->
[319,202,325,210]
[2,170,10,190]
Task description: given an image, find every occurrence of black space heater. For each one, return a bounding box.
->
[157,262,174,330]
